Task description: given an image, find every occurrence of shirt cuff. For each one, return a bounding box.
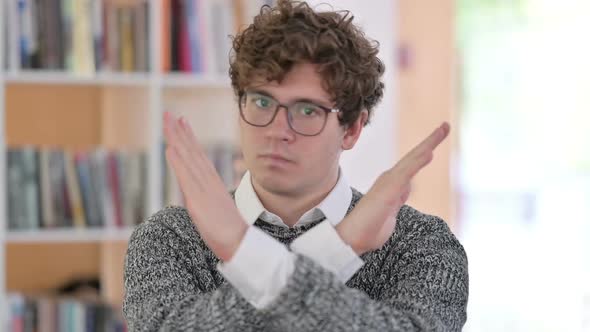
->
[217,226,295,309]
[290,220,364,283]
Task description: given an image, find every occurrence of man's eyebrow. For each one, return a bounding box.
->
[248,89,333,108]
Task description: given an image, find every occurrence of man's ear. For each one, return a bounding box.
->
[342,110,368,150]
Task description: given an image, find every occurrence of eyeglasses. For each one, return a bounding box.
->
[238,91,340,136]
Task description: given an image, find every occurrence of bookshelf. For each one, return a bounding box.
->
[0,0,261,330]
[0,0,6,328]
[4,71,151,86]
[0,0,399,330]
[5,228,135,244]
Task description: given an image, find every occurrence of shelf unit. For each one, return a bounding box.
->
[0,0,244,329]
[0,0,399,330]
[3,71,231,88]
[0,0,6,325]
[5,227,135,244]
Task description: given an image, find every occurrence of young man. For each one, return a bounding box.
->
[123,1,468,331]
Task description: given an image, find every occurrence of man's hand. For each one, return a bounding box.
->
[163,111,248,262]
[336,122,451,255]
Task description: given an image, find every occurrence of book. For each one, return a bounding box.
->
[164,0,240,74]
[6,147,149,231]
[64,150,87,228]
[3,0,150,72]
[7,293,126,332]
[72,0,95,75]
[75,151,103,228]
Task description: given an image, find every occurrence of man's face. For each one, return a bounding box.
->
[239,63,347,197]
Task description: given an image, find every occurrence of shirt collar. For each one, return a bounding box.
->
[234,169,353,228]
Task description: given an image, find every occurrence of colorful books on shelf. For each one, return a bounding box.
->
[2,0,149,74]
[2,0,10,70]
[8,293,126,332]
[162,141,245,207]
[6,146,147,231]
[162,0,274,75]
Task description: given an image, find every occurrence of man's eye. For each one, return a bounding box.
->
[254,98,271,108]
[300,105,319,116]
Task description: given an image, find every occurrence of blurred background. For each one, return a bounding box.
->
[457,0,590,331]
[0,0,588,331]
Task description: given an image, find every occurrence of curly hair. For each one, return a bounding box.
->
[229,0,385,127]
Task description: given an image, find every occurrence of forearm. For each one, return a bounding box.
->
[123,210,260,331]
[124,281,258,332]
[219,220,465,331]
[218,221,364,310]
[265,211,470,332]
[220,240,466,332]
[262,255,433,331]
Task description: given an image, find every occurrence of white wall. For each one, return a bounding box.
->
[307,0,398,192]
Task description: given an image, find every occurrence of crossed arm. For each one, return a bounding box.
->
[123,205,468,332]
[121,112,466,331]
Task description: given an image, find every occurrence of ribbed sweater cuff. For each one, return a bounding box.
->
[261,254,343,329]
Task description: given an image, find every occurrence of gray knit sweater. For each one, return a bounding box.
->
[123,188,469,331]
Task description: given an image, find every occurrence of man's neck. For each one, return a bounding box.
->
[251,169,340,227]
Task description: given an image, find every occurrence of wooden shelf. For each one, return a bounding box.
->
[2,71,233,89]
[5,228,135,244]
[162,73,231,88]
[4,71,151,86]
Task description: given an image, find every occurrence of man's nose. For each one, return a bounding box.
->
[266,107,295,141]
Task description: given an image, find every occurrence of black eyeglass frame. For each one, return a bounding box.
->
[238,91,341,137]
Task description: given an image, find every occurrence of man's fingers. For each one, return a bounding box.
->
[165,145,194,198]
[395,122,450,179]
[164,112,223,190]
[164,112,188,156]
[405,122,449,161]
[418,122,450,153]
[164,112,207,173]
[177,116,204,156]
[177,116,223,182]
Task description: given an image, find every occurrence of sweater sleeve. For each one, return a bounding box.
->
[122,207,261,332]
[262,213,469,332]
[217,220,364,309]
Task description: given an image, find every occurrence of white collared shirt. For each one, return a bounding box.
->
[217,169,364,309]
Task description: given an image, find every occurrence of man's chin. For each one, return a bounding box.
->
[252,169,297,196]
